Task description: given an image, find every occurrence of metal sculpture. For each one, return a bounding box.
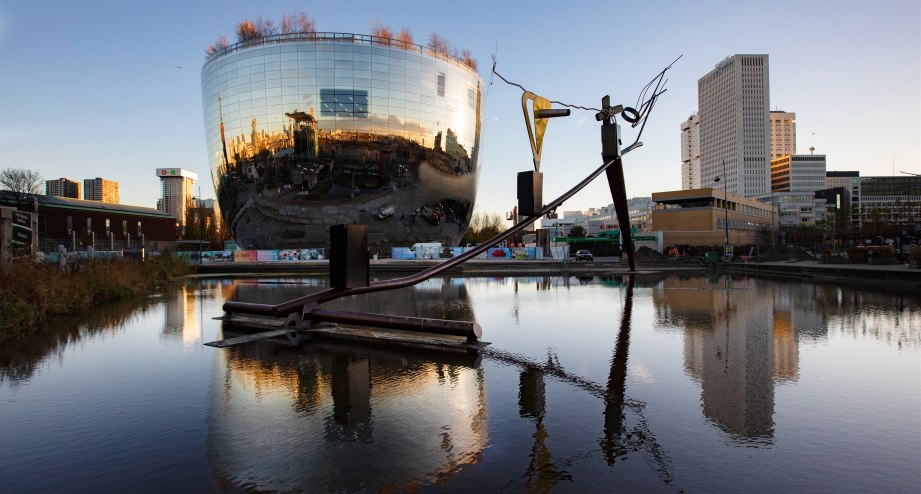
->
[219,57,678,343]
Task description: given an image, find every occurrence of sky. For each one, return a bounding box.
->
[1,0,919,219]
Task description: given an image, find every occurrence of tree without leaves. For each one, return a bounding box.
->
[236,19,260,42]
[427,33,450,55]
[461,212,506,244]
[296,12,316,33]
[254,16,277,37]
[370,20,393,44]
[395,28,414,47]
[280,12,316,35]
[205,35,230,57]
[461,49,478,71]
[0,167,43,211]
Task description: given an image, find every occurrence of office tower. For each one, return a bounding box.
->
[46,178,81,199]
[156,168,197,229]
[698,54,771,197]
[680,114,701,190]
[84,177,119,203]
[770,154,827,192]
[770,111,796,159]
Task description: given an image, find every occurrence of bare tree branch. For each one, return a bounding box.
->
[0,167,43,211]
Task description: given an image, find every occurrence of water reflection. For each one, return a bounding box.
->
[654,277,776,441]
[652,275,920,443]
[208,338,487,491]
[1,274,917,492]
[0,297,157,387]
[602,276,633,463]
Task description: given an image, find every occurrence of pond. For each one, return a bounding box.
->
[1,273,919,492]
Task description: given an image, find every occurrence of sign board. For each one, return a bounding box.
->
[724,244,734,257]
[12,225,32,244]
[155,168,198,180]
[12,211,31,228]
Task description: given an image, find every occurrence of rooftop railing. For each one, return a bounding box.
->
[205,32,477,74]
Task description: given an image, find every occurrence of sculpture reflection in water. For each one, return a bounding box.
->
[208,297,487,491]
[598,276,672,482]
[519,364,573,490]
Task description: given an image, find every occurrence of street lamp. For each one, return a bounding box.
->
[713,160,730,256]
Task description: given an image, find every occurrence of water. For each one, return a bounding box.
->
[1,273,919,493]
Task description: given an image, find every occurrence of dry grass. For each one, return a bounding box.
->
[0,255,189,341]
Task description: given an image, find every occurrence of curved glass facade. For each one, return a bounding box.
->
[201,34,484,249]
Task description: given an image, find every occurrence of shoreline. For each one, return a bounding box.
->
[189,257,921,290]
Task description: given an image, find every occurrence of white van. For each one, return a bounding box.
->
[411,242,442,259]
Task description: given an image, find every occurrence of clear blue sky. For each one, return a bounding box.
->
[2,0,919,218]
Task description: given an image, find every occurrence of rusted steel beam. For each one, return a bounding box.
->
[306,308,482,342]
[221,301,275,316]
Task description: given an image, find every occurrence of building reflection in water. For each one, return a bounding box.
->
[208,280,487,491]
[652,275,825,443]
[161,284,201,349]
[160,280,234,350]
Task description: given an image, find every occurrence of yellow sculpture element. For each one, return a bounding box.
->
[521,91,552,172]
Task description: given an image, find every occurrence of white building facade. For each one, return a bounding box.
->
[156,168,198,229]
[680,114,701,190]
[698,54,771,198]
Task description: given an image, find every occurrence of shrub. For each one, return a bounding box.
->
[846,247,868,263]
[909,246,921,261]
[868,246,894,258]
[0,256,189,341]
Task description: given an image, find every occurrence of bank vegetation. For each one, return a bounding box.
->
[0,255,189,342]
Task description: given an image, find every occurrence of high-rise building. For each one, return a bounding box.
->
[156,168,197,229]
[84,177,119,203]
[45,178,81,199]
[770,154,826,192]
[698,54,771,197]
[680,115,701,190]
[769,111,796,159]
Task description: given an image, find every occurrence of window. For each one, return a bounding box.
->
[436,72,445,97]
[105,218,110,234]
[319,88,368,118]
[67,216,73,233]
[123,220,128,235]
[86,217,92,233]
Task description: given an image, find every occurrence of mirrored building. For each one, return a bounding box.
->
[201,33,484,249]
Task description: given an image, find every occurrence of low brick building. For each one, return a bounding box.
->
[0,191,177,252]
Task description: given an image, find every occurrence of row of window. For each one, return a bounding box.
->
[66,217,143,235]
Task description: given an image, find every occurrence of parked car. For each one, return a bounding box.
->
[575,249,593,261]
